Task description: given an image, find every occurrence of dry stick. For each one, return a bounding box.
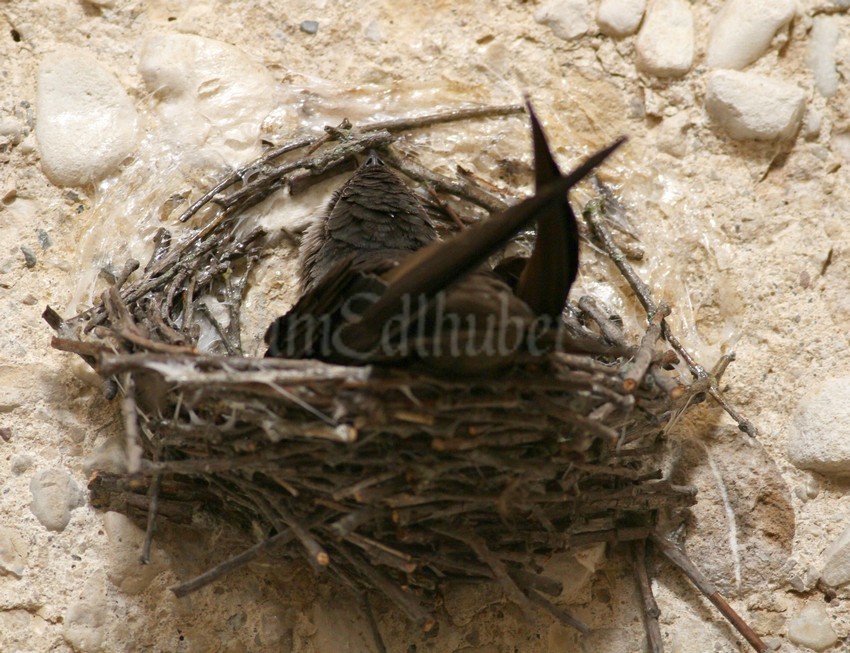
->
[216,130,394,211]
[650,533,768,653]
[439,529,537,622]
[196,303,237,356]
[176,103,523,224]
[170,528,296,597]
[334,544,436,631]
[526,588,590,634]
[632,540,663,653]
[578,295,682,399]
[364,103,524,133]
[342,531,417,574]
[583,198,753,432]
[140,472,162,565]
[623,302,671,393]
[426,186,468,229]
[246,484,330,568]
[380,146,509,214]
[114,259,140,290]
[577,295,628,346]
[360,593,389,653]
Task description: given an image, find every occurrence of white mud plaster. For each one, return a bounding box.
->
[808,16,840,98]
[820,523,850,588]
[36,47,139,187]
[786,602,838,651]
[138,33,277,161]
[635,0,694,78]
[706,0,796,70]
[29,468,85,532]
[788,376,850,476]
[596,0,646,37]
[0,527,27,578]
[63,572,108,653]
[705,70,806,141]
[102,511,168,594]
[534,0,591,41]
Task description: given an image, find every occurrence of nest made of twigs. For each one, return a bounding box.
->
[45,105,753,637]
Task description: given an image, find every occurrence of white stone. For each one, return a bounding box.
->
[534,0,591,41]
[0,526,27,578]
[635,0,694,78]
[788,376,850,475]
[705,70,806,141]
[655,111,692,158]
[102,511,168,594]
[706,0,796,70]
[138,34,276,161]
[596,0,645,37]
[36,47,138,187]
[808,16,840,98]
[63,573,107,653]
[787,603,838,651]
[29,468,85,532]
[820,523,850,588]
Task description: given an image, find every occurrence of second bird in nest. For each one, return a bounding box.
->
[265,105,624,373]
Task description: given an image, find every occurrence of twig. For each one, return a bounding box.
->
[526,588,589,634]
[140,473,162,564]
[170,529,297,597]
[650,533,768,653]
[632,539,663,653]
[583,197,750,427]
[362,103,524,134]
[334,544,436,631]
[361,593,389,653]
[196,302,237,356]
[114,259,140,290]
[380,146,510,214]
[438,529,536,621]
[623,302,670,393]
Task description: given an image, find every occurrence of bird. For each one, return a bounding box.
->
[265,105,624,374]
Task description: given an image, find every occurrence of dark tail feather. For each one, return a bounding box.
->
[515,103,581,318]
[343,134,626,352]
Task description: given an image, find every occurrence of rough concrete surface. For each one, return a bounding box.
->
[1,1,849,651]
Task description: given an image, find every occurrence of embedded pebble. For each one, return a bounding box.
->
[29,468,85,532]
[103,511,168,594]
[0,118,25,145]
[808,16,840,98]
[10,453,34,475]
[20,245,36,268]
[364,20,383,42]
[596,0,645,37]
[138,34,276,161]
[36,47,138,187]
[788,376,850,476]
[635,0,694,78]
[0,526,27,578]
[706,0,795,70]
[787,603,838,651]
[655,111,692,158]
[300,20,319,34]
[705,70,806,141]
[63,573,107,652]
[803,107,823,141]
[534,0,591,41]
[820,523,850,588]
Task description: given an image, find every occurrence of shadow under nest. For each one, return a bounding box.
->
[44,104,761,649]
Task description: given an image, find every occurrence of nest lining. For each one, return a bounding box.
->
[45,105,757,643]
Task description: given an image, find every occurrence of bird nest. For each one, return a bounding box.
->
[44,105,761,646]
